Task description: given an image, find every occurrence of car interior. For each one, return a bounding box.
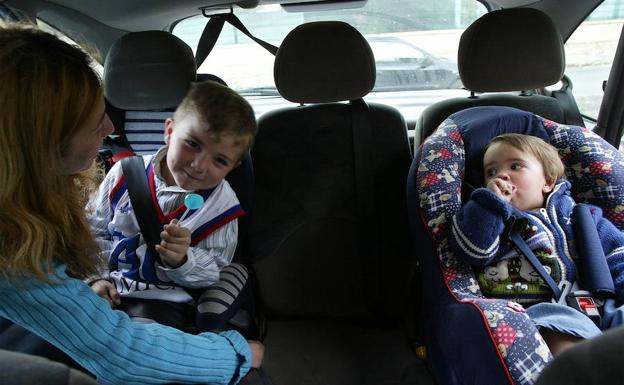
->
[1,0,624,384]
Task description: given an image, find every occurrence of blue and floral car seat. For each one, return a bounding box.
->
[407,106,624,385]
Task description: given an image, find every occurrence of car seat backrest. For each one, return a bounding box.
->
[103,31,254,261]
[415,8,575,150]
[250,21,414,319]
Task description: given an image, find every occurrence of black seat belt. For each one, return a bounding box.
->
[552,75,586,127]
[195,16,227,68]
[196,12,278,69]
[350,98,383,315]
[118,157,198,329]
[120,156,163,264]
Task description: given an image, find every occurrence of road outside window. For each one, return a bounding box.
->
[564,0,623,123]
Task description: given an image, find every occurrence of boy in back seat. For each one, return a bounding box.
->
[87,80,257,332]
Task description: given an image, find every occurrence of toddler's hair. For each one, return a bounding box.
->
[486,133,565,182]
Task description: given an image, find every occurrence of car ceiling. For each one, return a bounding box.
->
[4,0,605,57]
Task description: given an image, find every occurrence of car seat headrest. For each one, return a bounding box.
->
[458,8,565,92]
[104,31,196,110]
[274,21,375,103]
[452,106,550,189]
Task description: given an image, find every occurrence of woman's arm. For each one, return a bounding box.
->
[0,266,251,385]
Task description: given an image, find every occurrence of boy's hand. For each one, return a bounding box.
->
[91,280,121,307]
[487,178,515,203]
[156,218,191,268]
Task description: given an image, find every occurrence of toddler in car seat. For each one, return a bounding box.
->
[87,80,256,333]
[449,133,624,355]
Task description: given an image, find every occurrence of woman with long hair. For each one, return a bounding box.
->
[0,22,262,384]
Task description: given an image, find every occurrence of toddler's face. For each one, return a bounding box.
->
[483,142,554,211]
[163,114,243,191]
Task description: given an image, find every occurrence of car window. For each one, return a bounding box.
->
[368,38,426,63]
[36,18,104,76]
[563,0,624,123]
[173,0,487,121]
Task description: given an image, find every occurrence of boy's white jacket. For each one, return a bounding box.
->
[87,149,244,303]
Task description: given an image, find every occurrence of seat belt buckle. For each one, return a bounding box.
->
[555,280,573,304]
[565,290,602,326]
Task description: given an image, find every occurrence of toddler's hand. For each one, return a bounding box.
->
[156,218,191,268]
[487,178,514,203]
[90,280,121,307]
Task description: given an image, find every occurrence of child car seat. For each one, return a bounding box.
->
[407,106,624,385]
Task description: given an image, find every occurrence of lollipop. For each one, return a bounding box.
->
[179,193,204,222]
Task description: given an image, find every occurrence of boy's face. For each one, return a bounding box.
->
[163,114,243,191]
[483,142,555,211]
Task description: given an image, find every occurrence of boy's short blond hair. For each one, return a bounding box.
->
[487,133,566,182]
[174,80,257,156]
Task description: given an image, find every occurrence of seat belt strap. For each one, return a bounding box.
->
[350,98,383,314]
[552,75,586,127]
[196,16,226,68]
[196,13,278,69]
[507,216,562,301]
[222,13,278,56]
[120,156,163,264]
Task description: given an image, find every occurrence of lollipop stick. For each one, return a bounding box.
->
[180,208,191,222]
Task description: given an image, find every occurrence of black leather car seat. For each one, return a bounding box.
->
[248,21,432,385]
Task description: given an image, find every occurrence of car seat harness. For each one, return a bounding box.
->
[506,204,616,326]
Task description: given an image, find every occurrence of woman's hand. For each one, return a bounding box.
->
[90,280,121,307]
[156,219,191,268]
[248,340,264,368]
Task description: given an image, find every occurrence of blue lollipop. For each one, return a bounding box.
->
[180,193,204,221]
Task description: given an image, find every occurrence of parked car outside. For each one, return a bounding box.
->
[366,35,462,91]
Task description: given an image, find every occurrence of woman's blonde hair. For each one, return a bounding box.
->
[0,22,101,281]
[487,133,566,183]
